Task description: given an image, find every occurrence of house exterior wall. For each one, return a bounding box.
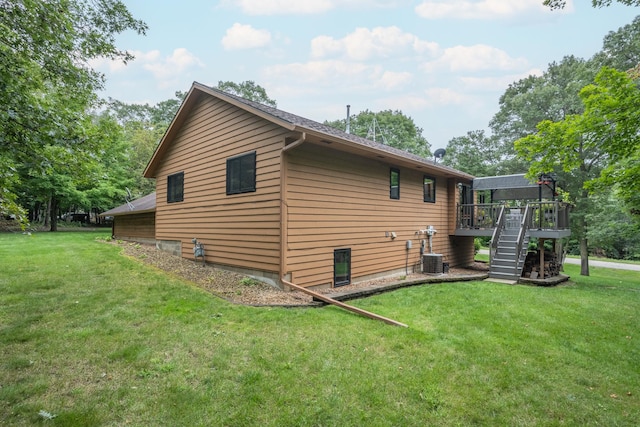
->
[284,143,474,289]
[112,212,155,243]
[153,95,285,277]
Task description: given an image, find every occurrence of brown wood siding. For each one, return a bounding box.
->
[113,212,155,240]
[285,143,472,288]
[154,95,285,274]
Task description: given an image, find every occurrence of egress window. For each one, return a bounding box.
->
[167,172,184,203]
[423,176,436,203]
[334,248,351,287]
[390,168,400,199]
[226,151,256,195]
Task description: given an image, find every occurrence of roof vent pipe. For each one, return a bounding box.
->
[346,104,351,134]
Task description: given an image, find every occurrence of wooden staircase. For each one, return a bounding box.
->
[488,206,531,282]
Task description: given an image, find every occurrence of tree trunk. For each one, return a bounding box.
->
[49,197,58,232]
[577,209,589,276]
[44,197,51,228]
[579,237,589,276]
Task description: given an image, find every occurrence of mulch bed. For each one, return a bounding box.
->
[113,240,489,307]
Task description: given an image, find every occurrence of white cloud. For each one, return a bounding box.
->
[222,0,405,15]
[264,60,373,85]
[140,48,204,88]
[311,26,438,60]
[88,56,134,73]
[415,0,554,20]
[423,44,528,72]
[375,71,413,90]
[459,68,544,91]
[228,0,334,15]
[222,23,272,50]
[378,94,431,111]
[89,48,203,90]
[423,87,474,106]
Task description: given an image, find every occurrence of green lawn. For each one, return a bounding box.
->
[1,232,639,426]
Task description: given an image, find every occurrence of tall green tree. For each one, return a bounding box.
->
[514,66,640,275]
[0,0,146,222]
[490,56,598,174]
[443,130,500,176]
[325,109,432,158]
[216,81,277,107]
[580,67,640,216]
[593,15,640,72]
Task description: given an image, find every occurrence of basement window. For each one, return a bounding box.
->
[334,248,351,287]
[423,176,436,203]
[167,172,184,203]
[226,151,256,195]
[390,168,400,199]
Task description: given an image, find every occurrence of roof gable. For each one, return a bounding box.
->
[144,82,473,180]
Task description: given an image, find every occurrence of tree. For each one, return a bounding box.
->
[216,81,277,107]
[443,130,500,176]
[490,56,598,175]
[325,109,432,158]
[544,0,640,9]
[514,66,640,275]
[0,0,146,222]
[585,193,640,259]
[104,92,187,200]
[593,16,640,72]
[580,67,640,216]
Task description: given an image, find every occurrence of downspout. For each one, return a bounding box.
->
[280,133,306,286]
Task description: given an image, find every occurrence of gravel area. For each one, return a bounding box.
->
[113,240,488,306]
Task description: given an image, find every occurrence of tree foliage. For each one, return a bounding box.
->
[443,130,500,176]
[216,81,277,107]
[544,0,640,9]
[0,0,146,224]
[490,56,598,174]
[580,67,640,215]
[325,110,432,158]
[593,16,640,71]
[514,66,640,273]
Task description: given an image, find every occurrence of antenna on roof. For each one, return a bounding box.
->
[367,117,388,144]
[346,105,351,134]
[125,187,135,211]
[434,148,446,163]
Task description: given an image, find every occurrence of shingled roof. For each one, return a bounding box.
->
[100,192,156,216]
[144,82,473,180]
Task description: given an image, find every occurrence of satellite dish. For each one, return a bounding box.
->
[434,148,446,163]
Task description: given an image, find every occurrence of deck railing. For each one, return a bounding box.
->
[489,205,506,261]
[526,201,570,230]
[457,201,570,231]
[457,203,503,230]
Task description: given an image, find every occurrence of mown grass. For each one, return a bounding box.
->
[1,232,639,426]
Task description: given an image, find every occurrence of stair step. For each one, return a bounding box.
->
[489,271,519,280]
[496,252,516,258]
[492,261,517,268]
[490,266,516,275]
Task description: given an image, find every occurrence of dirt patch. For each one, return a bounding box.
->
[112,240,488,306]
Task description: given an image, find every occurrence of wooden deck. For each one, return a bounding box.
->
[454,202,571,239]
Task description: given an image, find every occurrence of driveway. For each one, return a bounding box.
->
[478,250,640,272]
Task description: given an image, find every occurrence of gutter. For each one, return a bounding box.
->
[280,133,306,286]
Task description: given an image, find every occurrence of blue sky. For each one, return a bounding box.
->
[93,0,637,151]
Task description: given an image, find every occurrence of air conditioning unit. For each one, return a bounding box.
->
[422,254,443,274]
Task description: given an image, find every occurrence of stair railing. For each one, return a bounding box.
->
[489,205,506,262]
[514,204,533,277]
